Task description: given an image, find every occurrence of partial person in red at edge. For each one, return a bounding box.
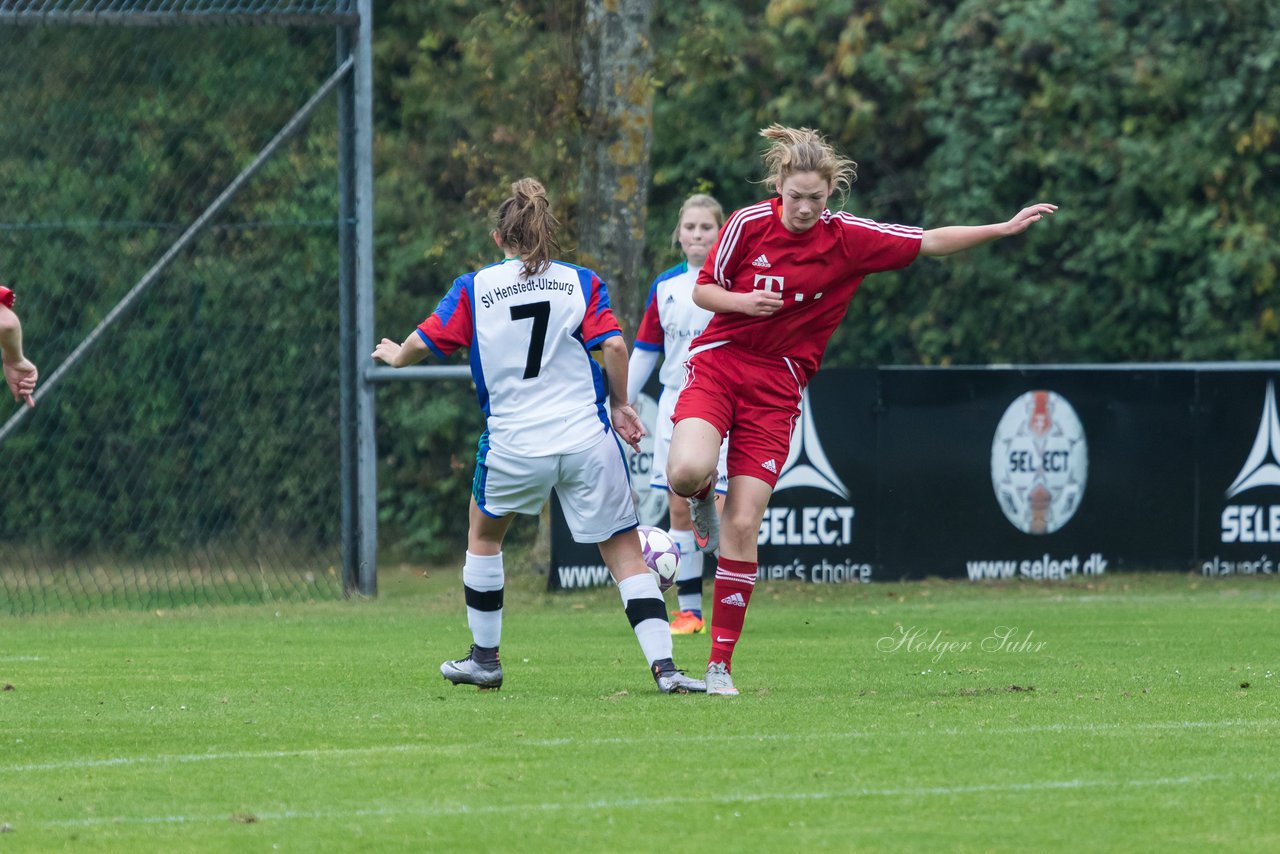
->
[0,282,38,408]
[667,124,1057,696]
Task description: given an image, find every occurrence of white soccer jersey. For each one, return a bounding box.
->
[634,262,716,389]
[417,258,623,458]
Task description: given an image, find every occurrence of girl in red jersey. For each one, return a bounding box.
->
[0,284,38,408]
[666,125,1056,695]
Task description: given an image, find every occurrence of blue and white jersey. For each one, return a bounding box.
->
[417,258,623,457]
[634,262,716,390]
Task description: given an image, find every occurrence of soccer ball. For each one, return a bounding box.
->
[637,525,680,592]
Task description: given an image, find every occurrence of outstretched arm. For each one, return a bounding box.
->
[600,335,646,452]
[1,304,38,408]
[920,203,1057,258]
[371,331,430,368]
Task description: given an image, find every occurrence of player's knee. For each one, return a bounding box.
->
[665,459,710,497]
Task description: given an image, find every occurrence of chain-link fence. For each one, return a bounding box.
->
[0,1,359,613]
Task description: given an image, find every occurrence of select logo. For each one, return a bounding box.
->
[1221,381,1280,543]
[990,390,1089,535]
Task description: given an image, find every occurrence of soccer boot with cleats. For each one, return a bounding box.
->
[687,491,720,555]
[651,659,707,694]
[440,645,503,690]
[705,661,740,696]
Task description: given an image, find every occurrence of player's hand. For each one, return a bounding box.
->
[611,403,646,452]
[3,357,37,408]
[371,337,403,367]
[738,288,785,318]
[1005,203,1057,236]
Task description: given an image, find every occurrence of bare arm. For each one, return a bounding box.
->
[691,282,784,317]
[1,305,37,408]
[599,335,645,452]
[920,203,1057,258]
[371,331,430,368]
[0,305,22,364]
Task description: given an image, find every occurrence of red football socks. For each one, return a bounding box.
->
[708,557,756,671]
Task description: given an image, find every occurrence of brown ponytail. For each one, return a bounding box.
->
[494,177,561,277]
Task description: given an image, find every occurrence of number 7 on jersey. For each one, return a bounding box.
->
[509,301,550,379]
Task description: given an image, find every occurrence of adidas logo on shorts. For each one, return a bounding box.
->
[761,459,778,473]
[751,254,771,268]
[720,592,747,607]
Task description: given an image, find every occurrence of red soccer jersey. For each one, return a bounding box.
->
[694,197,922,382]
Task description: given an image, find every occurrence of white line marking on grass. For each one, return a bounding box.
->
[28,770,1280,829]
[932,718,1280,737]
[0,655,43,661]
[526,716,1280,746]
[7,718,1277,774]
[7,744,430,773]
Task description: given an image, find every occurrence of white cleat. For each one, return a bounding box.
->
[705,661,739,696]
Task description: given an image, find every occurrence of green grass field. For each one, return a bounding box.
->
[2,569,1277,852]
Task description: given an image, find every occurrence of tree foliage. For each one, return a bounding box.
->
[375,0,1278,371]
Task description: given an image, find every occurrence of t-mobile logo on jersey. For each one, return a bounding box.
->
[753,274,785,294]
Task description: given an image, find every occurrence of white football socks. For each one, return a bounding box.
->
[617,572,672,666]
[463,551,504,649]
[668,528,704,614]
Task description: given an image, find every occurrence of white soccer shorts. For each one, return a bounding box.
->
[474,426,639,543]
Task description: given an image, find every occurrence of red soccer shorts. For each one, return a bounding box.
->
[672,342,804,488]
